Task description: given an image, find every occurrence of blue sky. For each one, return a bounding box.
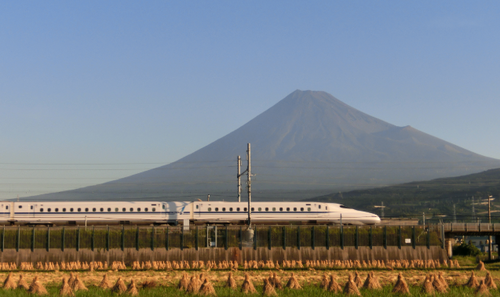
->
[1,1,499,199]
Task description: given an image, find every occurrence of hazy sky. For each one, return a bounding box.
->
[1,1,499,199]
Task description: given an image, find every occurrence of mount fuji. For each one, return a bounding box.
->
[28,90,500,201]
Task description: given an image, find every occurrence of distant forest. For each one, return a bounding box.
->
[312,168,500,223]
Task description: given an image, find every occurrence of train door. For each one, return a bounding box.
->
[194,202,201,218]
[162,203,167,219]
[31,204,37,217]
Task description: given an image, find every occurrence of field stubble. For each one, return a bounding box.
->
[2,266,500,296]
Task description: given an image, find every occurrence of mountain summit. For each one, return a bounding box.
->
[31,90,500,201]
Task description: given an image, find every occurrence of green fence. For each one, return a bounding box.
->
[0,225,442,252]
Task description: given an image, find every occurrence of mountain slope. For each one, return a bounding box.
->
[311,168,500,220]
[28,90,500,201]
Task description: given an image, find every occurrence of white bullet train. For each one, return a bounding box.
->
[0,201,380,226]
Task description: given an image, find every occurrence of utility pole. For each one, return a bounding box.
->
[488,195,492,261]
[237,156,241,202]
[453,204,456,223]
[247,143,252,228]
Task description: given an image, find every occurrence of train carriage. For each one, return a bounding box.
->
[0,201,380,226]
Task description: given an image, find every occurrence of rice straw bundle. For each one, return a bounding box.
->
[112,277,127,294]
[225,272,237,289]
[17,274,30,290]
[71,275,88,291]
[125,280,139,296]
[431,274,447,293]
[484,271,497,289]
[328,275,342,293]
[262,278,277,296]
[477,261,487,271]
[59,277,74,297]
[187,276,201,294]
[285,273,301,289]
[178,273,189,291]
[476,279,491,296]
[199,278,217,296]
[241,273,257,293]
[343,274,361,296]
[98,274,112,289]
[362,271,382,290]
[2,272,16,290]
[421,274,434,295]
[436,272,449,290]
[353,272,363,288]
[272,272,283,290]
[465,271,480,289]
[28,276,48,295]
[392,272,410,295]
[67,273,75,287]
[319,274,329,290]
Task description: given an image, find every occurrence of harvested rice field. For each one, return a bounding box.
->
[2,258,500,296]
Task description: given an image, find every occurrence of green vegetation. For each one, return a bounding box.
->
[313,168,500,221]
[1,283,500,297]
[452,243,482,256]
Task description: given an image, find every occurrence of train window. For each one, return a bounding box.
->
[123,208,126,212]
[78,208,81,212]
[265,207,268,211]
[31,206,33,209]
[244,207,247,211]
[137,208,141,212]
[196,205,199,209]
[272,207,276,211]
[18,205,22,209]
[152,208,156,212]
[300,207,304,211]
[280,207,283,211]
[222,208,226,212]
[251,207,254,212]
[326,206,328,210]
[229,207,233,211]
[208,208,211,212]
[40,208,44,212]
[115,208,118,212]
[63,208,66,212]
[130,208,133,212]
[293,208,297,211]
[286,208,290,211]
[145,208,148,212]
[100,208,103,212]
[237,207,240,211]
[215,207,219,212]
[85,208,89,212]
[48,208,51,212]
[70,208,73,212]
[162,204,165,209]
[319,205,321,209]
[55,208,59,212]
[93,208,96,212]
[5,206,8,210]
[107,208,111,212]
[308,207,311,211]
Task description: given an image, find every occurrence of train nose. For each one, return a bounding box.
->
[363,214,381,225]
